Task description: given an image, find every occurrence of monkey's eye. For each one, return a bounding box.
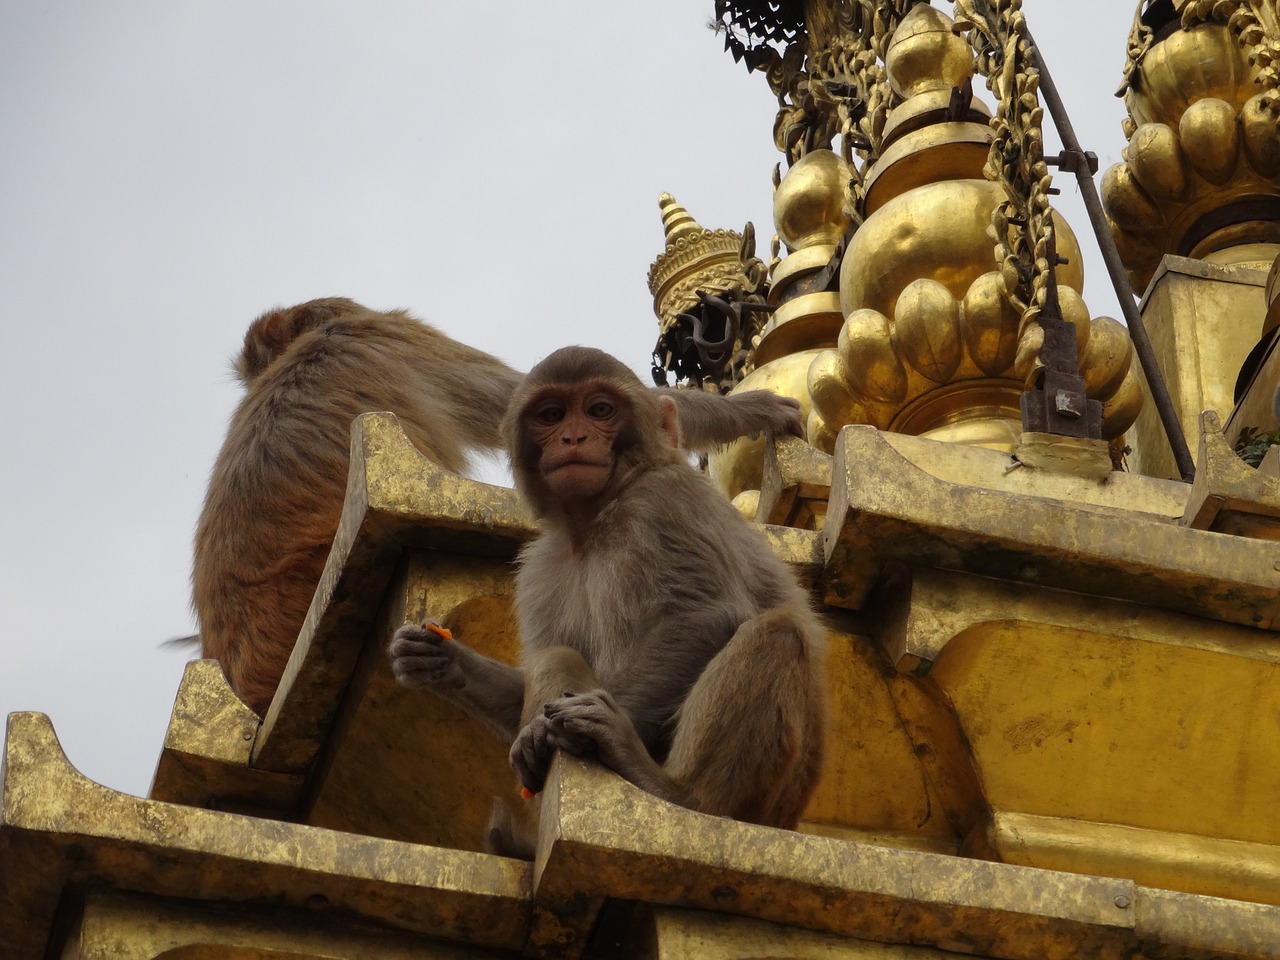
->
[586,400,615,419]
[533,403,565,425]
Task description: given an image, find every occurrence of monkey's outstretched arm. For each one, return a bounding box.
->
[388,623,524,741]
[659,388,802,450]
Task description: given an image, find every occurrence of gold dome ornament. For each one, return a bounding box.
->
[865,3,996,217]
[1104,12,1280,292]
[800,3,1143,454]
[759,150,852,367]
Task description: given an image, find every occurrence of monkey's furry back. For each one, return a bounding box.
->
[195,298,521,714]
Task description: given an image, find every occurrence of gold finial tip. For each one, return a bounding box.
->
[885,2,972,99]
[658,192,703,245]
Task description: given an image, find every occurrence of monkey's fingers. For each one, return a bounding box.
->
[779,398,805,437]
[390,654,464,690]
[388,633,450,659]
[389,623,447,651]
[542,696,609,756]
[509,718,555,794]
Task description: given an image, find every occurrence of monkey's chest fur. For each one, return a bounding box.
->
[514,467,791,750]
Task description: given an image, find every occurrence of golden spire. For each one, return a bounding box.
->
[657,192,701,245]
[647,194,757,340]
[801,3,1142,454]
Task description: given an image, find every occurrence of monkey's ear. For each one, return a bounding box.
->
[258,309,293,352]
[657,395,681,449]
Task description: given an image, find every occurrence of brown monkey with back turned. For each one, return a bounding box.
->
[195,299,803,716]
[389,345,825,838]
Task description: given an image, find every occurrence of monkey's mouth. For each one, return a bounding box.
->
[546,455,611,472]
[543,458,614,495]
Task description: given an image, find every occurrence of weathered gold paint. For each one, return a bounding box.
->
[871,564,1280,903]
[150,659,302,815]
[529,756,1280,960]
[254,411,536,774]
[645,907,973,959]
[1128,256,1269,480]
[0,712,533,960]
[992,813,1280,909]
[63,890,513,959]
[757,434,833,529]
[825,424,1280,627]
[1183,410,1280,538]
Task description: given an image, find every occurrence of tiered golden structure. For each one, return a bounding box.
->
[5,2,1280,957]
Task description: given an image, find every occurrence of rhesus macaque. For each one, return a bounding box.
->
[389,346,826,842]
[195,299,802,716]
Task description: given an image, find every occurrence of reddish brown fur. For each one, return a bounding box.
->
[195,298,520,714]
[198,301,803,716]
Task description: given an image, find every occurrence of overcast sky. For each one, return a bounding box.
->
[0,2,1133,798]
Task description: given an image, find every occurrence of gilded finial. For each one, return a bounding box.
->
[658,193,703,246]
[648,195,756,338]
[884,3,974,100]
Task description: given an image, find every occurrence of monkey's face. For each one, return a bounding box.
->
[522,381,630,502]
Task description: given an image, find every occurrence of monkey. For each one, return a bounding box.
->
[195,298,803,716]
[389,345,825,846]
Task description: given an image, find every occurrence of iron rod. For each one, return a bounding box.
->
[1025,26,1197,481]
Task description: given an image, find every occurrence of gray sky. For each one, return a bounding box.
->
[0,2,1132,798]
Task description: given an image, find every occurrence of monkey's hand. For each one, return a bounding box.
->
[509,702,598,795]
[388,621,465,691]
[726,390,803,439]
[539,690,664,794]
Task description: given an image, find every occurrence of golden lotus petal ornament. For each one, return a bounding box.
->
[837,308,909,404]
[963,271,1021,377]
[1179,98,1241,186]
[1081,315,1135,399]
[894,278,963,384]
[1241,94,1280,178]
[1127,123,1189,202]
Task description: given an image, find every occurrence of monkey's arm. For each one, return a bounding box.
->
[388,623,524,740]
[659,388,802,450]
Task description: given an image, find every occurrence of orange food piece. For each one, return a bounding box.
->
[424,622,453,642]
[519,787,535,800]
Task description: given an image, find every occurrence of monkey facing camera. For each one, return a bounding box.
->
[389,346,826,854]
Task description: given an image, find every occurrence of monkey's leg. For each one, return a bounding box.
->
[519,645,600,727]
[664,606,824,829]
[510,645,603,794]
[485,796,538,860]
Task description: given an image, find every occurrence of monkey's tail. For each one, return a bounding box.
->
[161,633,201,650]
